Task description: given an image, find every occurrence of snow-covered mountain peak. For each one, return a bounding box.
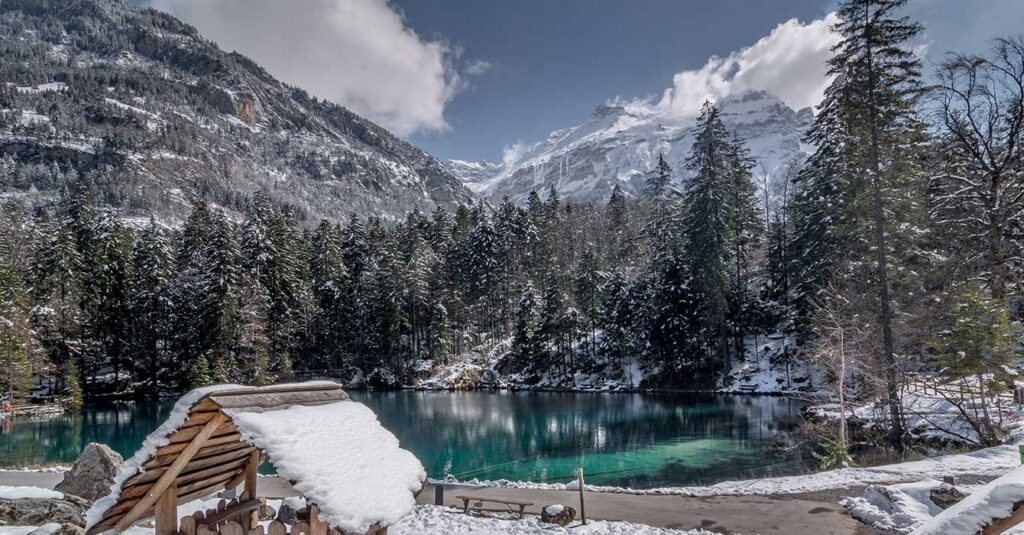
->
[447,89,812,204]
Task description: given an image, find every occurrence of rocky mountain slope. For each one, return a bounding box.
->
[450,90,812,204]
[0,0,473,224]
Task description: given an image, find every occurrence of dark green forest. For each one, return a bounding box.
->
[1,0,1023,453]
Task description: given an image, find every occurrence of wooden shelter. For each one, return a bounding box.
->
[85,382,424,535]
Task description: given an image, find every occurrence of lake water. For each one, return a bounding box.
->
[0,391,808,488]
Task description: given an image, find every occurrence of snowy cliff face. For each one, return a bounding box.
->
[0,0,473,223]
[449,90,813,204]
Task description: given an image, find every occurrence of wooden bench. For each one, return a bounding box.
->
[737,384,757,392]
[454,495,533,518]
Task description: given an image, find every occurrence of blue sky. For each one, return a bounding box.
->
[394,0,830,161]
[146,0,1024,163]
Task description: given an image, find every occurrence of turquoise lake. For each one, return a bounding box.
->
[0,391,808,488]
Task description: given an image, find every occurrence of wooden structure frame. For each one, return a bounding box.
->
[86,383,390,535]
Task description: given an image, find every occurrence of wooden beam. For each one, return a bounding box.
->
[983,503,1024,535]
[154,479,177,535]
[243,450,260,531]
[115,413,228,531]
[243,450,260,501]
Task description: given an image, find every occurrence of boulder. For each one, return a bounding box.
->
[54,443,123,502]
[0,495,89,527]
[257,499,277,521]
[539,504,576,526]
[275,498,308,525]
[930,484,966,510]
[51,524,86,535]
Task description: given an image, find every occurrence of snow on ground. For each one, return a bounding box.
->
[911,465,1024,535]
[0,486,63,500]
[411,331,823,394]
[841,479,946,532]
[0,524,62,535]
[232,401,425,534]
[809,378,1024,445]
[437,443,1020,497]
[0,466,70,473]
[720,334,824,394]
[390,505,717,535]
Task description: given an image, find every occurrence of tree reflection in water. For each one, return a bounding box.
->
[1,391,807,488]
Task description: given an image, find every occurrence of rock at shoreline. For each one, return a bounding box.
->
[540,504,576,526]
[0,495,89,527]
[55,443,123,502]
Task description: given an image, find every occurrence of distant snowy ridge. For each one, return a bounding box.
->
[447,90,812,204]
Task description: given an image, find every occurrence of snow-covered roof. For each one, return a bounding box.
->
[85,382,425,535]
[912,464,1024,535]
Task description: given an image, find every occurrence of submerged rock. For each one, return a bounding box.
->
[55,443,123,502]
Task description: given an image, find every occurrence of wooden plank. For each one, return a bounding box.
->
[179,515,197,535]
[179,411,222,429]
[211,391,347,414]
[983,504,1024,535]
[268,522,287,535]
[134,446,255,487]
[221,521,244,535]
[121,458,249,501]
[208,383,345,399]
[309,505,327,535]
[166,422,238,445]
[155,479,178,535]
[175,469,240,499]
[153,434,247,461]
[453,495,534,507]
[197,499,258,527]
[116,413,228,531]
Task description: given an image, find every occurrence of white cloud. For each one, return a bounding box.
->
[465,60,493,76]
[659,14,840,116]
[502,140,533,166]
[150,0,460,136]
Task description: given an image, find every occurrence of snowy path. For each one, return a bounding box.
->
[0,471,862,534]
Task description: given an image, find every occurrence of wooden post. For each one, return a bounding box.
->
[242,450,260,531]
[155,479,178,535]
[577,468,586,525]
[309,505,327,535]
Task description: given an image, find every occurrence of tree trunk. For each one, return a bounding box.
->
[864,5,904,452]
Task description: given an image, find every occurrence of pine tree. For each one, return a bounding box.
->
[929,287,1019,445]
[129,220,173,390]
[723,134,763,360]
[0,223,33,402]
[645,153,674,203]
[807,0,925,451]
[31,221,83,393]
[680,101,733,377]
[511,282,540,370]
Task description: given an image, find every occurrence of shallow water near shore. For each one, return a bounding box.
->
[0,390,809,488]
